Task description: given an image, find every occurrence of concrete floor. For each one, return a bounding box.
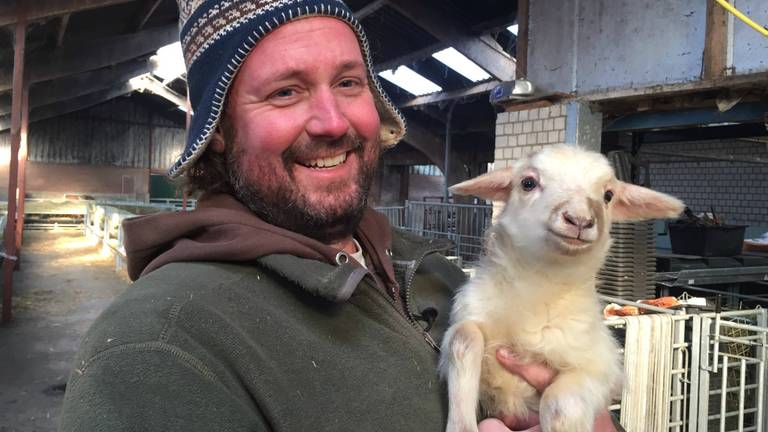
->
[0,230,130,432]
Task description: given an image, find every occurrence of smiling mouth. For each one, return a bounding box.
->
[547,228,593,245]
[297,151,349,169]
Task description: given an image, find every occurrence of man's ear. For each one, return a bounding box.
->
[210,128,226,153]
[449,167,515,202]
[611,181,685,221]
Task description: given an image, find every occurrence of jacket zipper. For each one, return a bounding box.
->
[400,247,444,351]
[368,277,440,352]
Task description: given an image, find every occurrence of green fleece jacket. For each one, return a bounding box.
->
[60,195,466,431]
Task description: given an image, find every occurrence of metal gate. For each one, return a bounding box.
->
[605,307,767,432]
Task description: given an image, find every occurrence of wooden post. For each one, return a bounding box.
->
[703,0,728,79]
[15,84,29,254]
[147,119,153,202]
[2,10,26,324]
[516,0,529,79]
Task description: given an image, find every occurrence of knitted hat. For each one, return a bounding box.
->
[169,0,407,178]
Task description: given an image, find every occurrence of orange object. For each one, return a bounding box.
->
[639,296,679,309]
[604,304,639,317]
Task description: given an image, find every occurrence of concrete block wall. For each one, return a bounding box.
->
[493,101,602,169]
[493,104,568,168]
[646,139,768,226]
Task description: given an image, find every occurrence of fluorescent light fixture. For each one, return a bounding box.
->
[432,47,491,82]
[378,66,442,96]
[507,24,518,35]
[151,42,186,83]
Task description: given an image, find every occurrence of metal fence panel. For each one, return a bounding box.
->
[376,201,492,265]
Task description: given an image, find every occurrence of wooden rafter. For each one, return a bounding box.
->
[0,60,149,116]
[0,83,134,132]
[355,0,387,19]
[0,0,134,26]
[388,0,515,81]
[0,24,176,92]
[55,14,70,47]
[132,0,164,31]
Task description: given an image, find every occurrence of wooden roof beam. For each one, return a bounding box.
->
[355,0,387,20]
[400,80,499,108]
[0,24,176,91]
[0,60,149,116]
[0,83,134,131]
[387,0,515,81]
[0,0,134,27]
[55,13,70,47]
[132,0,164,32]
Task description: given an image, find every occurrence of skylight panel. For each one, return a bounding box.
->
[378,66,442,96]
[507,24,518,36]
[432,47,491,82]
[151,42,186,83]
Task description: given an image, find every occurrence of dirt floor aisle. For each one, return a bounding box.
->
[0,230,131,432]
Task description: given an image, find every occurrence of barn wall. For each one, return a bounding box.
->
[529,0,768,94]
[0,95,185,200]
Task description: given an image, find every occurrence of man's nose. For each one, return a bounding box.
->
[306,89,350,139]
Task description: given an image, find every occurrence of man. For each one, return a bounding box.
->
[60,1,618,431]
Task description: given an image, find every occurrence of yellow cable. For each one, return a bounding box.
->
[714,0,768,37]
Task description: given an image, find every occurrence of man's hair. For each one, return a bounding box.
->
[183,115,234,196]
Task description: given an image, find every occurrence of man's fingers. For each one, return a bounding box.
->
[478,418,542,432]
[496,348,557,392]
[478,418,512,432]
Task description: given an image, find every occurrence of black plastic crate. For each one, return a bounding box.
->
[668,223,747,257]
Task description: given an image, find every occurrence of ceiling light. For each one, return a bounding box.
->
[378,66,442,96]
[432,47,491,82]
[507,24,518,36]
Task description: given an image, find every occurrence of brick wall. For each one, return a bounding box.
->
[645,139,768,226]
[493,104,568,168]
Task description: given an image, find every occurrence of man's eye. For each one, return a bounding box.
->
[338,79,361,88]
[271,88,295,98]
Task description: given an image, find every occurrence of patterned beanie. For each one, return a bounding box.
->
[169,0,407,178]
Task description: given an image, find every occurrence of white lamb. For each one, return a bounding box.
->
[441,144,684,432]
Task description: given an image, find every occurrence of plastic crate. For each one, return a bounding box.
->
[668,223,747,257]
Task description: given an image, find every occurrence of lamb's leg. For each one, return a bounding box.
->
[441,320,485,432]
[538,370,610,432]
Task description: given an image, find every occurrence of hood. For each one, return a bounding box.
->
[123,194,398,294]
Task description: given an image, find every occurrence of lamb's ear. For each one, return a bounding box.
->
[450,168,515,202]
[612,181,685,221]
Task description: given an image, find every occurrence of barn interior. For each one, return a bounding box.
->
[0,0,767,430]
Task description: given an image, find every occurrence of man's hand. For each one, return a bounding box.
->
[477,348,618,432]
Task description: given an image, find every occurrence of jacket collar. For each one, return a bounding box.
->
[254,229,454,303]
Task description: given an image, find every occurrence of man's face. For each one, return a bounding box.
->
[216,17,382,243]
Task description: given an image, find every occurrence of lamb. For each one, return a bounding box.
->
[440,144,684,432]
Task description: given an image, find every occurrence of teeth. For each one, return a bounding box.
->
[305,152,347,168]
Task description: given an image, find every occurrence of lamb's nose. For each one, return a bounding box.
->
[562,211,595,230]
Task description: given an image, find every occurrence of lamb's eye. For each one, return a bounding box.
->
[521,177,538,191]
[604,190,614,203]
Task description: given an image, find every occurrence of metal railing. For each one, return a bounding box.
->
[376,201,493,265]
[603,299,768,432]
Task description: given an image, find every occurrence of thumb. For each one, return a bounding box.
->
[496,348,557,392]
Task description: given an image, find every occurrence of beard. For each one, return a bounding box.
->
[224,130,380,245]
